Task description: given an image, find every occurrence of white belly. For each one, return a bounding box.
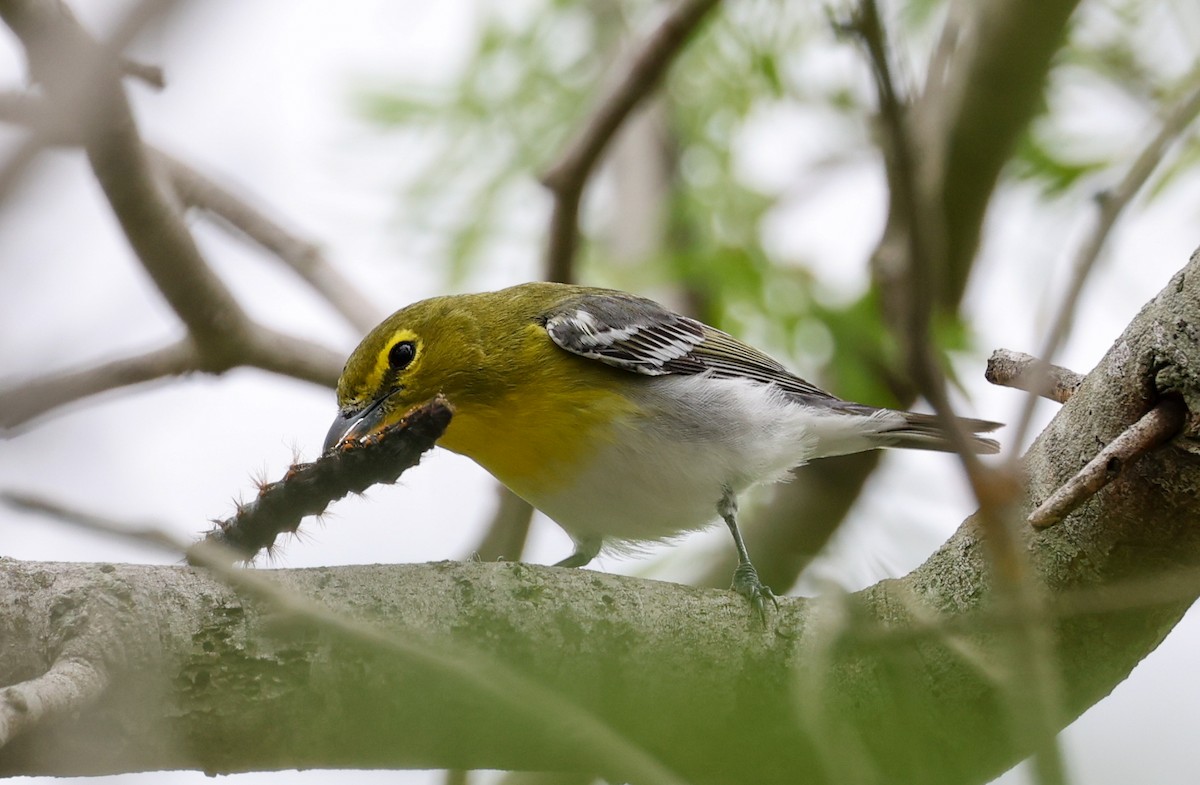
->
[527,374,884,548]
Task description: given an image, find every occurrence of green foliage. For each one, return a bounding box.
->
[1012,0,1199,201]
[1012,132,1110,196]
[356,0,1200,391]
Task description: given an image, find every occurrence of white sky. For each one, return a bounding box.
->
[0,2,1198,784]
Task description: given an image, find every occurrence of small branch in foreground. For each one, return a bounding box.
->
[985,349,1083,404]
[539,0,721,282]
[851,9,1069,782]
[1028,397,1189,529]
[197,396,453,562]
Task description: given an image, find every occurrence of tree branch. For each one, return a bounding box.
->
[153,149,386,334]
[0,656,110,751]
[986,349,1083,404]
[923,0,1083,303]
[0,2,347,429]
[0,339,198,431]
[1010,64,1200,449]
[1028,396,1188,528]
[1,247,1198,783]
[540,0,721,282]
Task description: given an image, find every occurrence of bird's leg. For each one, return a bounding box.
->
[719,486,778,622]
[553,535,602,568]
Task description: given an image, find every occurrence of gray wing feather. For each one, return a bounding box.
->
[543,291,836,399]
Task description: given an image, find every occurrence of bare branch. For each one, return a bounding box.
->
[0,322,344,434]
[0,490,183,551]
[1028,397,1189,529]
[540,0,721,282]
[0,1,255,349]
[1011,67,1200,449]
[0,654,110,751]
[922,0,1083,301]
[229,319,345,388]
[117,56,163,88]
[153,149,386,334]
[0,7,355,424]
[0,339,198,431]
[0,324,343,433]
[985,349,1083,404]
[852,0,991,476]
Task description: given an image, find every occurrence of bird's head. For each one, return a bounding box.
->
[322,286,562,453]
[324,295,485,452]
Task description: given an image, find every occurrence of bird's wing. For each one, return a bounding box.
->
[542,290,837,400]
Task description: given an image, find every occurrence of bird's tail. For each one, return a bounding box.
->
[873,410,1002,454]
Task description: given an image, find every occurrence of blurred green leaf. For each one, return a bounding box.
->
[1012,131,1111,196]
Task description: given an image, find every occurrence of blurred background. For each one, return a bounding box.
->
[0,1,1197,783]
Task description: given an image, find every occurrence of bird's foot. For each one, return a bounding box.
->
[731,562,778,624]
[553,537,602,568]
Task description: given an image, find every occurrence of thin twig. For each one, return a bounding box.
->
[1028,397,1188,528]
[0,7,351,425]
[540,0,721,282]
[154,149,385,334]
[118,57,163,88]
[853,0,977,459]
[985,349,1083,404]
[491,0,721,565]
[853,4,1067,783]
[1010,67,1200,451]
[0,339,199,431]
[0,490,182,552]
[0,323,344,434]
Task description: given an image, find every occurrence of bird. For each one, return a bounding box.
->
[324,282,1001,617]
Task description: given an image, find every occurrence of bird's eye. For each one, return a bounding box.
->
[388,340,416,371]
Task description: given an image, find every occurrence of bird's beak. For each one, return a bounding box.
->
[323,394,394,454]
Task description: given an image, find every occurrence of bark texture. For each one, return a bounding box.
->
[2,253,1199,783]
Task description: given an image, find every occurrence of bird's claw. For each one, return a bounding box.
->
[732,562,778,624]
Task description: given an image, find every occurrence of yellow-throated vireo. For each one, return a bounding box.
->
[324,282,1000,615]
